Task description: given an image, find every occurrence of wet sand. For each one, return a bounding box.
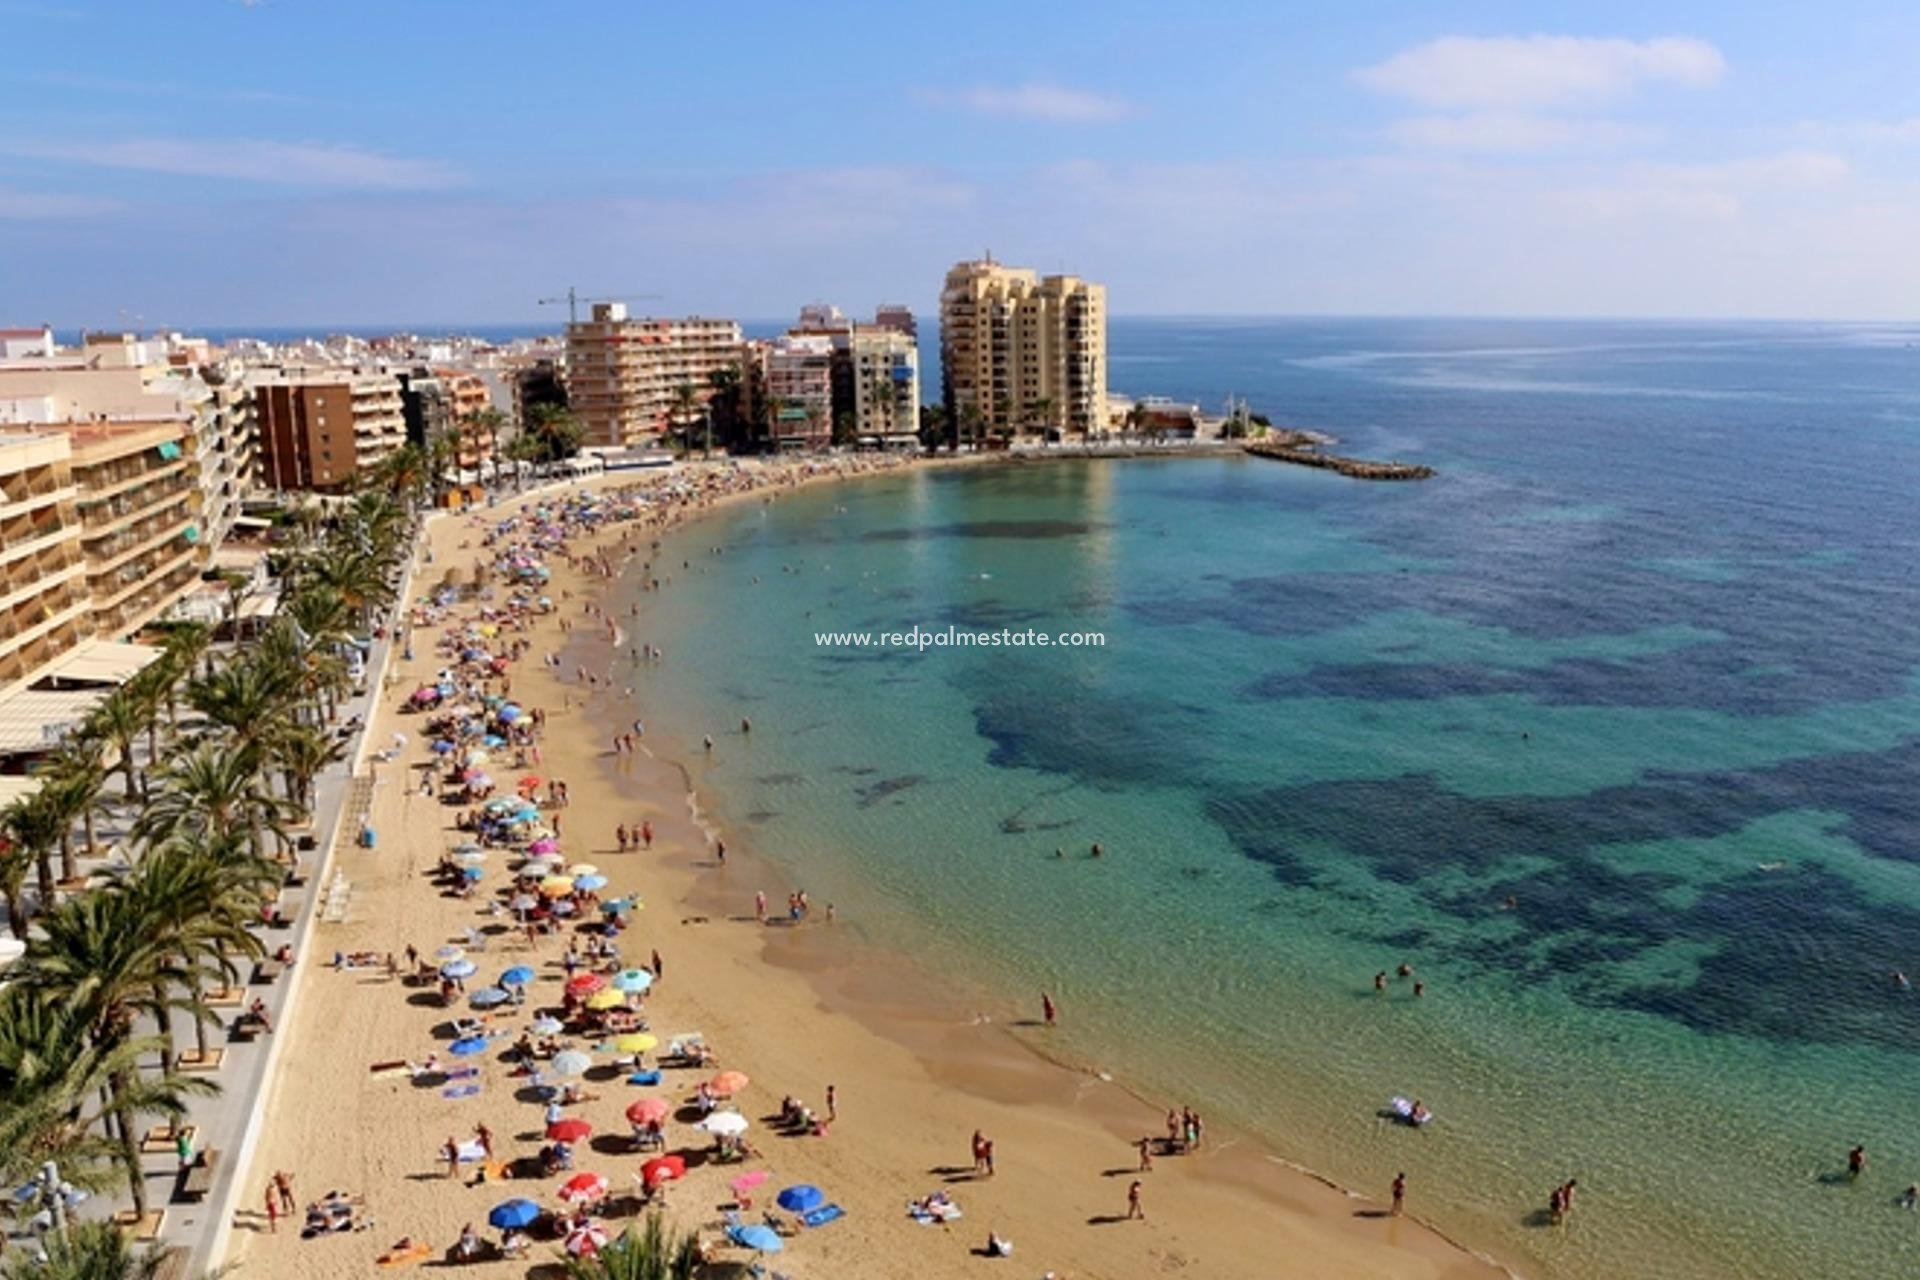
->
[224,458,1504,1280]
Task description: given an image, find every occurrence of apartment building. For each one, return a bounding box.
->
[939,258,1107,440]
[255,370,405,492]
[0,432,88,694]
[762,334,837,449]
[564,304,742,447]
[849,328,920,446]
[67,417,207,636]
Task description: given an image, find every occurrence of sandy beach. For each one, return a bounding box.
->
[222,456,1503,1280]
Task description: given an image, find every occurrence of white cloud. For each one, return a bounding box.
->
[1657,150,1850,188]
[1387,113,1648,153]
[0,137,460,190]
[0,188,118,219]
[1357,35,1725,109]
[922,83,1131,123]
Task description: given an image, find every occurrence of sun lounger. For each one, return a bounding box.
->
[375,1241,431,1267]
[800,1204,845,1228]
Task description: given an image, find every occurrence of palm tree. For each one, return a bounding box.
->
[269,724,344,823]
[18,890,210,1216]
[155,623,212,732]
[135,741,283,859]
[555,1214,699,1280]
[0,820,35,940]
[187,660,295,761]
[2,789,66,918]
[1027,395,1054,438]
[463,408,507,483]
[0,987,212,1206]
[669,382,701,456]
[86,687,150,805]
[522,404,584,465]
[0,1218,208,1280]
[135,835,270,1066]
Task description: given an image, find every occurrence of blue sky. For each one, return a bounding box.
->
[4,0,1919,325]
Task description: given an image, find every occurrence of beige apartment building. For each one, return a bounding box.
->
[67,417,207,636]
[939,258,1107,439]
[850,328,920,446]
[565,304,742,447]
[0,432,88,694]
[255,370,405,492]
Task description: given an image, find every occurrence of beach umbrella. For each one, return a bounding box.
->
[625,1098,670,1125]
[518,774,543,791]
[728,1223,783,1254]
[441,959,478,980]
[510,893,538,913]
[574,874,608,892]
[611,1032,657,1055]
[431,738,455,753]
[481,734,506,748]
[556,1171,609,1203]
[729,1170,770,1196]
[454,851,487,869]
[584,989,624,1011]
[709,1070,750,1097]
[452,841,481,854]
[497,705,523,723]
[435,944,466,960]
[549,1049,593,1077]
[699,1111,749,1138]
[487,1198,540,1230]
[527,837,560,854]
[611,969,653,995]
[600,897,636,916]
[776,1184,824,1213]
[500,965,535,987]
[545,1117,593,1143]
[564,1223,608,1257]
[565,973,605,997]
[470,987,510,1008]
[461,865,484,881]
[550,900,577,917]
[540,876,575,897]
[530,1016,564,1036]
[567,863,599,878]
[640,1155,686,1188]
[448,1035,489,1056]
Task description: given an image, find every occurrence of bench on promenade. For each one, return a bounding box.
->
[177,1149,220,1201]
[252,958,285,985]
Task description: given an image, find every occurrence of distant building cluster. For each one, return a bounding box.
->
[0,253,1115,709]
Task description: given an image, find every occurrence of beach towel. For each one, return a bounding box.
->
[455,1139,487,1162]
[626,1069,662,1086]
[446,1067,479,1081]
[442,1084,481,1099]
[375,1241,430,1267]
[801,1204,846,1228]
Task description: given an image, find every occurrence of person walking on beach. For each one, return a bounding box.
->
[1391,1171,1406,1216]
[1127,1180,1145,1220]
[1138,1137,1154,1172]
[1042,992,1057,1027]
[971,1130,988,1176]
[827,1084,837,1121]
[755,891,767,922]
[641,820,653,849]
[274,1170,295,1216]
[650,948,663,980]
[264,1182,280,1234]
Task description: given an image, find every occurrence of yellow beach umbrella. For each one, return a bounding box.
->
[567,863,599,878]
[612,1032,658,1054]
[584,989,624,1010]
[540,875,575,897]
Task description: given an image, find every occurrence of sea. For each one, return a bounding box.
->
[612,317,1920,1279]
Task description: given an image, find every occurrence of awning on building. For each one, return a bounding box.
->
[0,774,44,809]
[39,639,163,689]
[0,688,106,755]
[156,440,182,460]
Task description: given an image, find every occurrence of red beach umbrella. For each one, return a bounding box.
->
[625,1098,671,1125]
[557,1171,609,1203]
[640,1155,686,1187]
[546,1117,593,1143]
[566,973,605,997]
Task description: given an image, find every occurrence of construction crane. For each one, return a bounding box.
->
[537,288,661,326]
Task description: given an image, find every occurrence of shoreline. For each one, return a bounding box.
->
[227,454,1504,1280]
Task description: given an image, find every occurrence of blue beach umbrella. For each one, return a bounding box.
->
[500,965,535,987]
[776,1184,824,1213]
[431,739,456,754]
[612,969,653,994]
[470,987,510,1008]
[529,1016,564,1036]
[574,874,608,891]
[441,959,477,979]
[481,734,507,747]
[728,1223,783,1253]
[488,1198,540,1229]
[497,704,523,722]
[461,865,484,881]
[448,1036,489,1056]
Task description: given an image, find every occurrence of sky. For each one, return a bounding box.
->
[3,0,1919,326]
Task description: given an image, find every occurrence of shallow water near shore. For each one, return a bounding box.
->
[616,319,1920,1279]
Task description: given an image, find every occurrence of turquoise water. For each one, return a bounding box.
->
[624,320,1920,1279]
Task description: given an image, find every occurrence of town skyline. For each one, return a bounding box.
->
[5,2,1919,325]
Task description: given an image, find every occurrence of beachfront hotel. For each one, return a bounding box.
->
[939,257,1107,440]
[0,431,88,694]
[254,369,406,493]
[563,303,743,448]
[759,303,922,450]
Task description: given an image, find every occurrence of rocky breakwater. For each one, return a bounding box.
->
[1244,434,1435,481]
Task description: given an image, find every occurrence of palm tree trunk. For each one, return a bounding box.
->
[57,830,76,884]
[109,1076,147,1217]
[34,851,54,910]
[3,888,27,939]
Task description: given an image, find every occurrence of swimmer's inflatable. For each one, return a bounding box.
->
[1389,1096,1433,1126]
